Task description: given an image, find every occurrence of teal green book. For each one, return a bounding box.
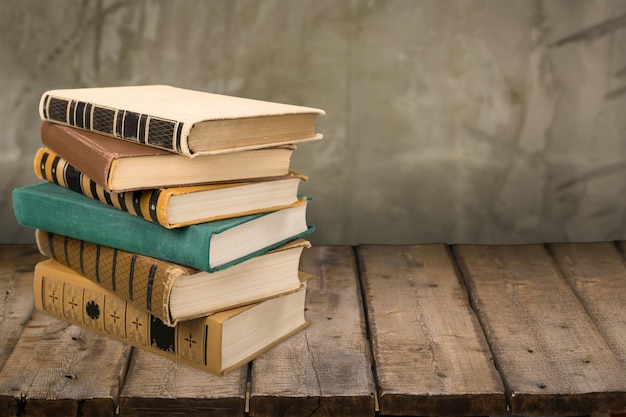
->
[13,182,313,272]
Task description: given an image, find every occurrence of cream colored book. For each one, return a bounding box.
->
[39,85,325,157]
[33,258,310,376]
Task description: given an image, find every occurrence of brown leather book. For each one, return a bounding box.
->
[40,121,296,192]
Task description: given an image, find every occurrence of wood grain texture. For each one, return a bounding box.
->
[0,245,44,372]
[548,242,626,365]
[249,246,376,417]
[454,244,626,415]
[4,243,626,415]
[0,311,131,417]
[356,244,506,416]
[119,350,247,417]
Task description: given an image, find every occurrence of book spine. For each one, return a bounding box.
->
[40,121,114,188]
[35,229,183,326]
[40,94,186,155]
[34,148,167,227]
[33,259,222,375]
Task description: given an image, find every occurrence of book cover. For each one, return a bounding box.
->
[39,122,296,192]
[39,85,325,157]
[36,229,310,326]
[33,258,309,376]
[13,182,313,272]
[34,147,307,228]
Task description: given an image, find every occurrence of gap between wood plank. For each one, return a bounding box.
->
[245,363,251,414]
[449,244,512,415]
[352,246,381,414]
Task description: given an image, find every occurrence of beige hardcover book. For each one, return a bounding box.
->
[36,229,310,326]
[33,258,310,376]
[39,85,325,157]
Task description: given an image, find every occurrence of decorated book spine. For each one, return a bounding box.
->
[35,229,189,326]
[40,94,186,154]
[34,147,165,226]
[33,259,223,375]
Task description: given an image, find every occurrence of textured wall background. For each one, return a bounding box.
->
[2,0,625,245]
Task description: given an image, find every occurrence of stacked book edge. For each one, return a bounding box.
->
[13,84,325,376]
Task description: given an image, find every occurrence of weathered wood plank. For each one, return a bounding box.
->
[548,242,626,367]
[0,312,131,417]
[119,350,247,417]
[249,246,376,417]
[454,244,626,415]
[0,245,44,372]
[357,244,506,416]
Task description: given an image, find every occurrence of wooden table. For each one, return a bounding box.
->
[1,242,626,417]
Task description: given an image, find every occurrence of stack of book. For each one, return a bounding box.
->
[12,85,325,376]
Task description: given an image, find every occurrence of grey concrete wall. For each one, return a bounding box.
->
[2,0,625,245]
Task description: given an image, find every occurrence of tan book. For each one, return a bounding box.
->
[34,147,307,228]
[40,121,296,192]
[33,258,309,376]
[36,229,310,326]
[39,85,325,157]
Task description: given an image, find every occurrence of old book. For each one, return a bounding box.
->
[36,229,310,326]
[34,147,307,228]
[13,182,313,272]
[34,258,309,376]
[39,122,296,192]
[39,85,325,157]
